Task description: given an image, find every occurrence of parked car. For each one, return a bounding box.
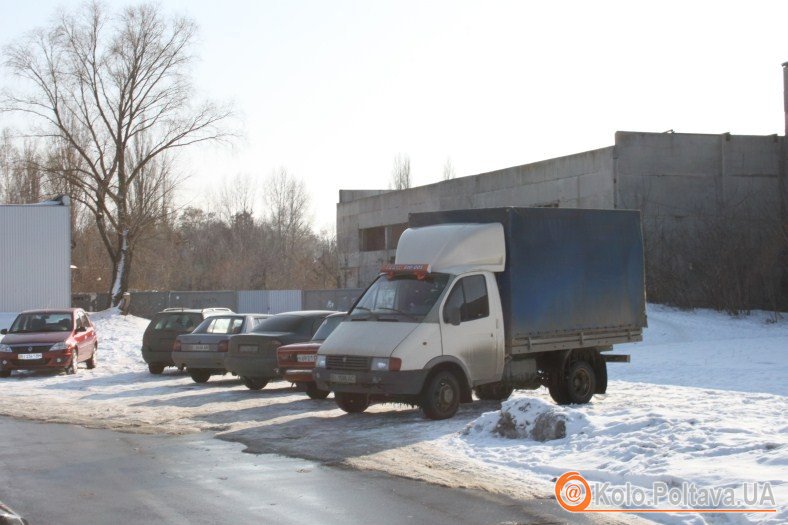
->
[0,309,98,377]
[225,310,338,391]
[173,314,271,383]
[276,312,346,399]
[141,307,233,374]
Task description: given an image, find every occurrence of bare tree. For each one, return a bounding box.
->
[212,173,258,222]
[390,153,411,190]
[442,157,455,181]
[265,167,310,250]
[2,2,233,304]
[0,129,46,203]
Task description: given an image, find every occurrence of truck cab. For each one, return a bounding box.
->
[315,223,508,418]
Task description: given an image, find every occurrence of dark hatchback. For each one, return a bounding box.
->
[141,308,233,374]
[225,310,338,390]
[172,314,271,383]
[0,309,98,377]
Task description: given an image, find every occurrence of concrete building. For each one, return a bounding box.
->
[0,196,72,328]
[337,131,786,308]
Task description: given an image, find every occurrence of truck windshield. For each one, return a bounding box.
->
[350,273,450,322]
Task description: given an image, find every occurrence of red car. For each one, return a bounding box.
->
[0,308,98,377]
[276,312,345,399]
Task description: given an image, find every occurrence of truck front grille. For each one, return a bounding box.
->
[326,355,371,371]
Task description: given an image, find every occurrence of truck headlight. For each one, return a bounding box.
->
[0,344,12,353]
[315,355,327,368]
[371,357,401,371]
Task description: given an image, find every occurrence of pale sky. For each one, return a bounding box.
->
[2,0,787,230]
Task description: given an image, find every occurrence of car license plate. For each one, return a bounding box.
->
[297,354,317,363]
[330,373,356,384]
[190,344,211,352]
[239,345,257,353]
[18,353,43,360]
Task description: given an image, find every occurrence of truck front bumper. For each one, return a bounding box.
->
[313,368,428,396]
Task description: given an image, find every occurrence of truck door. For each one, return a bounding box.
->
[440,274,499,383]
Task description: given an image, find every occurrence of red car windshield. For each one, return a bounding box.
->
[9,312,73,333]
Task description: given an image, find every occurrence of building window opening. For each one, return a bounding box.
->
[360,226,386,251]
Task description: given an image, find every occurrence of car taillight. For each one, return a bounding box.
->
[173,340,182,352]
[218,340,229,353]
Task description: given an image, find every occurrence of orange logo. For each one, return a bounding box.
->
[555,471,592,512]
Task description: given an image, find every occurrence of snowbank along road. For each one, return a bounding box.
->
[0,305,785,525]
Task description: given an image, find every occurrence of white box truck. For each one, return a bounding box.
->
[314,207,647,419]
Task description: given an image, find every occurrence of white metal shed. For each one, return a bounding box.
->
[0,196,71,326]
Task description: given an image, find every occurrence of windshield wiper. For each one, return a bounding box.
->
[375,307,418,321]
[350,306,373,321]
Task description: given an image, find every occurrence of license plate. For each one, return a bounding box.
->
[297,354,317,363]
[239,345,257,353]
[190,344,211,352]
[330,373,356,384]
[18,353,43,360]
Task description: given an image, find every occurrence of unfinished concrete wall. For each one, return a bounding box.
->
[615,131,781,223]
[338,147,616,287]
[615,131,784,309]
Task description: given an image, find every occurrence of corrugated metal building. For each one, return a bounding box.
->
[0,197,71,325]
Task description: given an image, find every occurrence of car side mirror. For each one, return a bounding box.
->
[0,328,7,335]
[75,326,86,333]
[446,306,461,326]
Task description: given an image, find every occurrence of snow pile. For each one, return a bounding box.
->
[462,397,587,441]
[87,308,151,375]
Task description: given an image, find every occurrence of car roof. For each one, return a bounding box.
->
[272,310,340,317]
[159,307,233,314]
[19,308,79,314]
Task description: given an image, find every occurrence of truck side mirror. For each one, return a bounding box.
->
[0,328,6,335]
[447,306,461,326]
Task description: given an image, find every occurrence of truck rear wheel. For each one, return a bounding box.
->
[474,383,514,401]
[421,371,461,420]
[335,392,369,413]
[550,360,596,405]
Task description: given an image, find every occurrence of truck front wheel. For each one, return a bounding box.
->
[550,360,596,405]
[335,392,369,413]
[421,371,461,420]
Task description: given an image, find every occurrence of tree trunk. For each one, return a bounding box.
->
[110,229,132,306]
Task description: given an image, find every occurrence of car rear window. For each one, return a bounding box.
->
[193,316,244,335]
[252,315,302,333]
[153,313,201,332]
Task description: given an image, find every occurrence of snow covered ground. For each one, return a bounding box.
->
[0,305,785,524]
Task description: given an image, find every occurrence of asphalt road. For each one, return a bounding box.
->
[0,417,588,525]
